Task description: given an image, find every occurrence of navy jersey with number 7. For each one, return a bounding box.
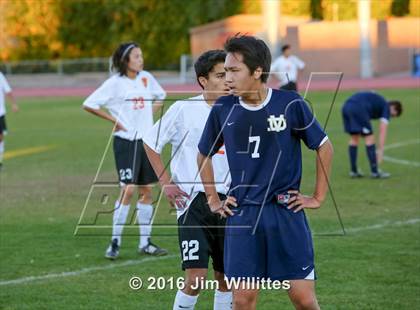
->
[198,88,328,206]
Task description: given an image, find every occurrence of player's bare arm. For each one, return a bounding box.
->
[287,139,333,213]
[6,92,18,113]
[143,143,189,208]
[83,106,127,131]
[152,100,163,114]
[377,121,388,163]
[197,152,237,217]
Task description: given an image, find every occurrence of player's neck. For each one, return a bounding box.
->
[126,70,137,80]
[203,92,216,107]
[241,85,268,107]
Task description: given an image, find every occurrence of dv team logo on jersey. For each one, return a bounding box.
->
[267,114,287,132]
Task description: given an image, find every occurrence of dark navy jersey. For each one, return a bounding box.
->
[344,92,390,121]
[198,88,327,206]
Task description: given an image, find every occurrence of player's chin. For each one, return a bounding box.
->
[228,88,239,96]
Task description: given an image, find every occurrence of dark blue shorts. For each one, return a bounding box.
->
[341,104,372,135]
[224,202,315,281]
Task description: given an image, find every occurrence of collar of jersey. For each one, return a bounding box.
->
[239,88,272,111]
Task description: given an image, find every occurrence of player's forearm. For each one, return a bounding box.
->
[152,101,163,114]
[6,92,16,103]
[83,106,116,124]
[197,152,220,205]
[313,140,333,203]
[6,92,18,107]
[378,122,388,152]
[143,143,171,186]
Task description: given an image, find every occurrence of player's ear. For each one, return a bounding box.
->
[253,67,263,80]
[198,76,208,88]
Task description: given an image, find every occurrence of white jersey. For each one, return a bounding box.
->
[0,72,12,117]
[83,70,166,141]
[143,95,231,219]
[270,55,305,86]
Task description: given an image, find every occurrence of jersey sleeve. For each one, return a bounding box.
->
[198,104,224,157]
[148,74,166,101]
[82,78,115,110]
[0,73,12,94]
[143,101,181,154]
[292,56,305,69]
[380,101,390,124]
[291,98,327,150]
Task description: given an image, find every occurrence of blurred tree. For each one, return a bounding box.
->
[1,0,418,65]
[1,0,61,60]
[391,0,410,16]
[310,0,324,20]
[56,0,241,69]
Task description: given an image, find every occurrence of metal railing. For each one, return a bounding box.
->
[0,57,111,75]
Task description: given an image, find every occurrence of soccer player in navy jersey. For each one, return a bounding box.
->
[197,35,333,310]
[342,92,402,178]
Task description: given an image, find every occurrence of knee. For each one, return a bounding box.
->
[364,135,375,145]
[183,274,206,295]
[349,135,359,145]
[233,292,257,309]
[138,187,153,203]
[122,185,135,200]
[293,295,319,310]
[214,272,229,292]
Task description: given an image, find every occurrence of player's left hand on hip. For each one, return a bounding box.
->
[286,190,321,213]
[209,196,237,218]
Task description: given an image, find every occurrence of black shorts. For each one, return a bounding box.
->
[178,192,227,272]
[0,116,7,134]
[113,136,158,185]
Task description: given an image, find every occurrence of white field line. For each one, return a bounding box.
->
[2,218,420,286]
[0,254,177,286]
[383,139,420,167]
[320,218,420,235]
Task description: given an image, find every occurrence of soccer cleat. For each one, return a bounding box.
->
[349,170,364,178]
[138,238,168,256]
[371,170,391,179]
[105,238,120,260]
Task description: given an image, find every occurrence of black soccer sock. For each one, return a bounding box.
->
[349,145,358,173]
[366,144,378,174]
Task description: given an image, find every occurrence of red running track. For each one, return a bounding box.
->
[13,76,419,98]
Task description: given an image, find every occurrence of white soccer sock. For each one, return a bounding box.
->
[111,201,130,246]
[0,141,4,162]
[137,202,153,248]
[214,290,232,310]
[173,290,198,310]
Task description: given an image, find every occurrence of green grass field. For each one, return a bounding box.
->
[0,88,419,309]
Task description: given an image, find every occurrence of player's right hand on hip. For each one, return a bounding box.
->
[163,184,190,209]
[114,121,127,132]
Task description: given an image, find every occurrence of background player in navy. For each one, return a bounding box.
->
[341,92,402,178]
[198,35,333,310]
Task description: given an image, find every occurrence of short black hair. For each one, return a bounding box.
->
[224,35,271,83]
[282,44,291,53]
[194,50,226,89]
[112,42,139,76]
[389,100,403,116]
